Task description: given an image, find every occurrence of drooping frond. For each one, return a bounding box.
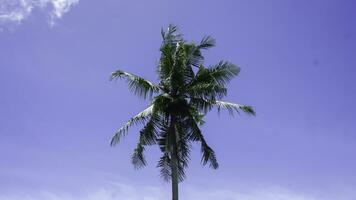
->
[175,121,192,181]
[157,145,190,182]
[157,121,171,153]
[139,114,160,146]
[156,120,175,181]
[200,140,219,169]
[185,112,219,169]
[215,100,255,116]
[177,137,191,169]
[131,115,161,169]
[157,153,171,181]
[131,143,146,169]
[110,105,154,146]
[111,70,160,99]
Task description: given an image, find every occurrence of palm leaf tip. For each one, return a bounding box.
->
[110,129,126,146]
[199,36,216,50]
[201,142,219,169]
[110,134,119,146]
[239,105,255,116]
[215,100,255,116]
[131,144,147,169]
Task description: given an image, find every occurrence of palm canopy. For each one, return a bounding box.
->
[110,24,255,182]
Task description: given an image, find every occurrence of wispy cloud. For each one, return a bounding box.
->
[0,0,79,26]
[0,182,322,200]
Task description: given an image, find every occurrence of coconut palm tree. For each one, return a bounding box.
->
[110,25,255,200]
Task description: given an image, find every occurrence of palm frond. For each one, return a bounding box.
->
[157,152,188,182]
[183,36,215,68]
[131,143,146,169]
[198,36,215,50]
[110,105,154,146]
[111,70,160,99]
[161,24,183,45]
[157,119,172,153]
[208,61,240,85]
[189,98,215,114]
[170,42,188,90]
[200,140,219,169]
[185,112,219,169]
[176,159,187,182]
[175,121,191,169]
[193,62,240,87]
[139,114,160,146]
[158,43,174,85]
[187,83,227,100]
[185,62,239,100]
[215,100,255,116]
[184,43,203,67]
[177,138,191,169]
[157,153,171,181]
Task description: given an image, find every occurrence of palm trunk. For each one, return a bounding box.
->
[171,145,179,200]
[170,113,179,200]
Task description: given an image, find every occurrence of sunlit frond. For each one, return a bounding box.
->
[190,98,255,116]
[110,105,154,146]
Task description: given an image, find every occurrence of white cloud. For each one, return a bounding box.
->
[0,0,33,22]
[0,0,79,25]
[0,183,323,200]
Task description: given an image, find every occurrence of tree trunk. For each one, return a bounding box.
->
[170,114,179,200]
[171,145,179,200]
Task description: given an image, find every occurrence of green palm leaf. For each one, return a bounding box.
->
[111,70,160,99]
[110,104,154,146]
[131,143,146,169]
[215,100,256,116]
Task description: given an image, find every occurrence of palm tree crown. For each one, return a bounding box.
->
[110,25,255,199]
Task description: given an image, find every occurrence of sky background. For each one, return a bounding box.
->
[1,0,356,199]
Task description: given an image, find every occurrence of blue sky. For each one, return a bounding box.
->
[1,0,356,199]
